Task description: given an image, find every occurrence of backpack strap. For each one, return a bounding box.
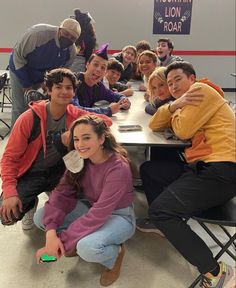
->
[28,110,41,143]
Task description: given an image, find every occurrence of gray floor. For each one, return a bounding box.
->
[0,92,235,288]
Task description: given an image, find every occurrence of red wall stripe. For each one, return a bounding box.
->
[1,48,235,56]
[173,50,236,56]
[0,48,12,53]
[108,49,236,56]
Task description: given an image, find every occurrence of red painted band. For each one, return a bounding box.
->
[1,48,235,56]
[108,49,236,56]
[173,50,236,56]
[0,48,12,53]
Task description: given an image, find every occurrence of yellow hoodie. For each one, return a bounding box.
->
[149,82,235,163]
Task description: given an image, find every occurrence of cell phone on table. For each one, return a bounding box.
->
[40,253,57,262]
[118,124,142,131]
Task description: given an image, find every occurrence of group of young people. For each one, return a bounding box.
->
[0,67,132,287]
[0,12,235,288]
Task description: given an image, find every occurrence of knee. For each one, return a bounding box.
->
[149,200,162,220]
[148,199,171,228]
[33,208,45,230]
[76,238,98,262]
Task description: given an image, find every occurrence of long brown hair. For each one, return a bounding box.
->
[66,115,130,192]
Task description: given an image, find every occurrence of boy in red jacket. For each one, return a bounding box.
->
[0,68,112,230]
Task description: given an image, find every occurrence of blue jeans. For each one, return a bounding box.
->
[10,70,41,127]
[10,69,26,127]
[34,200,136,269]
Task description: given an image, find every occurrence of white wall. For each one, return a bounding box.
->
[0,0,235,88]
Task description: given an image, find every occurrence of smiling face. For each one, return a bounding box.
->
[106,69,121,85]
[167,68,195,99]
[85,55,108,86]
[73,123,105,163]
[122,48,136,65]
[138,55,157,77]
[150,77,170,101]
[47,77,75,106]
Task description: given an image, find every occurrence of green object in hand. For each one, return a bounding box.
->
[40,253,57,262]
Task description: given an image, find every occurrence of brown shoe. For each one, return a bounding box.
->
[100,244,125,287]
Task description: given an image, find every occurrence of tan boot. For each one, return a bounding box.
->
[100,244,125,287]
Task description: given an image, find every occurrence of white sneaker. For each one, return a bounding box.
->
[199,262,236,288]
[21,197,38,230]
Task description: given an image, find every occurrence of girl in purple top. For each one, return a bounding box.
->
[34,114,135,287]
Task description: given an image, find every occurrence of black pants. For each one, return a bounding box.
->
[150,146,185,163]
[140,160,236,274]
[16,163,65,215]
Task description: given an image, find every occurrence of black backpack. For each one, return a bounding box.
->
[28,110,41,143]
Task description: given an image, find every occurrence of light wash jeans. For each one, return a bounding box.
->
[34,200,136,269]
[10,69,26,127]
[10,69,41,127]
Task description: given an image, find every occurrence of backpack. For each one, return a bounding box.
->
[24,90,49,106]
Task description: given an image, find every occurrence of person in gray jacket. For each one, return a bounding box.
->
[156,38,183,67]
[9,18,81,126]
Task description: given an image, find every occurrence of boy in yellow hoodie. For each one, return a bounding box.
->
[139,61,235,288]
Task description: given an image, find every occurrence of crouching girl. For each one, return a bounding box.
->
[34,115,135,286]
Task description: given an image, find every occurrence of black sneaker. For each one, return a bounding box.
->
[136,218,164,237]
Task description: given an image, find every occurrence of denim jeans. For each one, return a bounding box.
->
[10,69,41,127]
[10,69,26,127]
[34,200,136,269]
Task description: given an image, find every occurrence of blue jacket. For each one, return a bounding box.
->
[9,24,76,88]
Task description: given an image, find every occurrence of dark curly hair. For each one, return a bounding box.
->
[44,68,77,91]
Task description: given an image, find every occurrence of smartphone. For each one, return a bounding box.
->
[40,253,57,262]
[118,124,142,131]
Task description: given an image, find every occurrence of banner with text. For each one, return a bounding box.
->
[153,0,193,35]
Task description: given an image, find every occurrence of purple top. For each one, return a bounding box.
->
[43,153,134,251]
[72,73,125,116]
[145,97,174,115]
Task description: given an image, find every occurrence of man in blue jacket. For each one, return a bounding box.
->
[9,18,81,126]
